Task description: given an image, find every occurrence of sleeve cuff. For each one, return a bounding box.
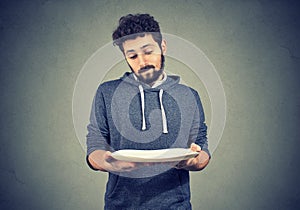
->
[86,155,100,171]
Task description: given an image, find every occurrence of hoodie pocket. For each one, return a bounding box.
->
[174,170,185,201]
[105,174,119,198]
[174,169,190,202]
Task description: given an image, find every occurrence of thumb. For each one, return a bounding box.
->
[104,151,115,163]
[190,143,201,152]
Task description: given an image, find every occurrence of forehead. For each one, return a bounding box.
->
[122,34,159,52]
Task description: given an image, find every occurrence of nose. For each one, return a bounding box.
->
[137,54,147,67]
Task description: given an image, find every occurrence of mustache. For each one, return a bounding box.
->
[138,65,155,73]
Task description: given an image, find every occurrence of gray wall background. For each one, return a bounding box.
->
[1,0,299,209]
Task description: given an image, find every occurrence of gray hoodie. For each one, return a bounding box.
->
[86,72,209,209]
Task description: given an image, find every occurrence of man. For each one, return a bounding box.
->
[86,13,210,209]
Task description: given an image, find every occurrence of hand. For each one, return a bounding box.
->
[88,150,156,172]
[175,143,201,169]
[102,151,150,172]
[175,143,209,171]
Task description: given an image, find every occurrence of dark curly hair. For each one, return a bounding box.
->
[112,14,162,52]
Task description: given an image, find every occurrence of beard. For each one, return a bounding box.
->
[129,54,165,85]
[137,67,164,85]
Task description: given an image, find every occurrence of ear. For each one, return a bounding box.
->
[161,39,167,55]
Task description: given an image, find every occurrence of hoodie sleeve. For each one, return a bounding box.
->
[189,89,211,158]
[86,87,111,169]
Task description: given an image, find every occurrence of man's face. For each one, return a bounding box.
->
[122,34,167,85]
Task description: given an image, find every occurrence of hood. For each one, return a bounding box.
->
[119,72,181,134]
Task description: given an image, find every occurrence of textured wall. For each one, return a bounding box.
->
[0,0,299,209]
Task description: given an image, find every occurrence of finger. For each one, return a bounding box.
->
[104,152,118,163]
[111,161,135,172]
[174,163,181,169]
[175,160,187,169]
[186,157,196,166]
[121,165,135,171]
[190,143,201,152]
[175,163,185,169]
[142,162,155,167]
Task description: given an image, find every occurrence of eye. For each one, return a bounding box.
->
[128,54,138,60]
[144,50,153,55]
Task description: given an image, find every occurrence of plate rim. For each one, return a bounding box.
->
[111,148,199,162]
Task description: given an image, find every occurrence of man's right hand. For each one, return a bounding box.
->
[103,151,140,172]
[88,150,144,172]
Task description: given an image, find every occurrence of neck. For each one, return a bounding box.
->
[149,72,164,87]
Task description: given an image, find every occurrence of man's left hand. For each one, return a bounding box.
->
[175,143,210,171]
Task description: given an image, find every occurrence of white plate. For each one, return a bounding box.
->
[111,148,199,162]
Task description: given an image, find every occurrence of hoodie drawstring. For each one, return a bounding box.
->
[159,89,168,134]
[139,85,146,131]
[138,85,168,134]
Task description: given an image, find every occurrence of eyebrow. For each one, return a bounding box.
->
[125,44,155,54]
